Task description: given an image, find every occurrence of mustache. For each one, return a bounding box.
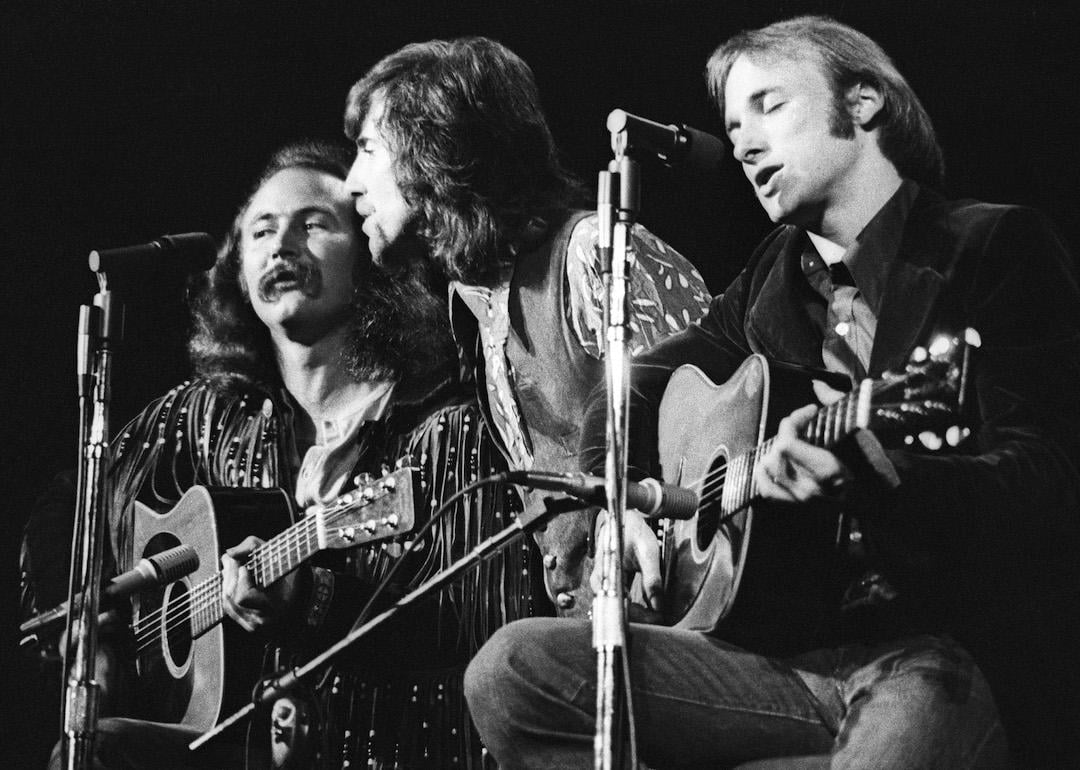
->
[256,259,321,302]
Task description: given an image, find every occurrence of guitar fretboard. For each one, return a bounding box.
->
[719,383,868,517]
[139,509,327,640]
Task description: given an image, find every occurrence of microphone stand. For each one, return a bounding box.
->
[593,131,638,769]
[60,271,123,770]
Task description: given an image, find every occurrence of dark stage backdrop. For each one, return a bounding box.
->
[3,0,1077,764]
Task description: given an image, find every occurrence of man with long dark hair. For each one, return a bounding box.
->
[343,36,712,618]
[465,16,1080,767]
[25,140,543,768]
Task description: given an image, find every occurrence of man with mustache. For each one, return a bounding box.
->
[343,36,712,618]
[24,140,543,768]
[465,16,1080,767]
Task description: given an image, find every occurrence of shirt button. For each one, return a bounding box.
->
[835,321,851,336]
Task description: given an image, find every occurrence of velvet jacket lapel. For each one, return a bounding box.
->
[867,187,965,376]
[743,228,830,371]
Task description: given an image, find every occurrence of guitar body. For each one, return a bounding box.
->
[125,470,416,732]
[130,487,293,731]
[659,356,848,655]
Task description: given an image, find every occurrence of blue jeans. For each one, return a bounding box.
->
[464,619,1009,769]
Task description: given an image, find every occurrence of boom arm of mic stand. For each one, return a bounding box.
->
[189,504,561,752]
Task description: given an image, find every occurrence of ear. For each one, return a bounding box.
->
[846,82,885,128]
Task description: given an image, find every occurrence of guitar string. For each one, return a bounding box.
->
[131,493,387,653]
[130,496,361,650]
[686,372,934,519]
[139,484,398,647]
[131,502,340,652]
[681,384,867,518]
[131,512,322,651]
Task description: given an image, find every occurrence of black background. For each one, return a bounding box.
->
[3,0,1078,764]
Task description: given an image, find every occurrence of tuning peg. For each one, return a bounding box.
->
[918,431,943,450]
[945,425,971,447]
[928,335,955,357]
[382,476,397,491]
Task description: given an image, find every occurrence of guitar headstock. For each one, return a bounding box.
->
[317,466,417,550]
[866,329,980,447]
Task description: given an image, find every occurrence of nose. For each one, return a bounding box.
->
[344,155,365,197]
[731,119,765,167]
[267,223,303,260]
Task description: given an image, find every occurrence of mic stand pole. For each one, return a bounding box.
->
[593,132,638,769]
[60,272,123,770]
[189,502,571,752]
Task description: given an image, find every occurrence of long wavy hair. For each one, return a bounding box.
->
[344,36,585,285]
[188,140,457,397]
[707,15,944,189]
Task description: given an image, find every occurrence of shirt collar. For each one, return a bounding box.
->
[802,179,919,313]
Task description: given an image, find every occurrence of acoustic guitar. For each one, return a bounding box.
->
[657,332,974,654]
[128,467,416,731]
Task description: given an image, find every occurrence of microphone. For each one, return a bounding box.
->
[606,109,725,174]
[20,543,200,636]
[88,232,217,274]
[506,470,699,520]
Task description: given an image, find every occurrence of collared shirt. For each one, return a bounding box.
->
[455,270,535,471]
[801,180,919,383]
[290,380,396,510]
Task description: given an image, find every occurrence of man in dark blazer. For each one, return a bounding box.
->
[465,15,1080,768]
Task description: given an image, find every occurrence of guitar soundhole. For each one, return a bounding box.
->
[695,455,727,551]
[162,581,193,667]
[137,532,193,672]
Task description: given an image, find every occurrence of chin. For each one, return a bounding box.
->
[760,202,787,223]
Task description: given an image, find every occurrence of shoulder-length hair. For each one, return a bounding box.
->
[188,140,457,396]
[706,15,944,189]
[344,36,585,284]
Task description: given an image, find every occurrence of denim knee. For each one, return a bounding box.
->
[465,618,541,720]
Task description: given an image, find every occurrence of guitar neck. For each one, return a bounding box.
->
[247,512,323,586]
[800,381,871,449]
[726,381,870,512]
[184,512,324,637]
